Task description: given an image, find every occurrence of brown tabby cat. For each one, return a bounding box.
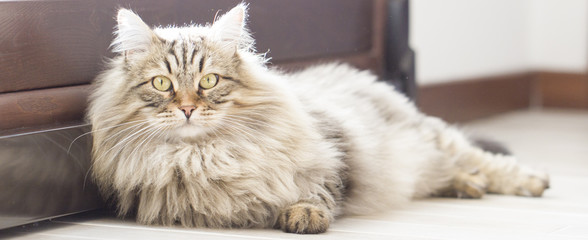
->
[88,4,549,234]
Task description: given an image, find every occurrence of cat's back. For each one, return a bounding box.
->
[284,63,419,123]
[285,63,374,97]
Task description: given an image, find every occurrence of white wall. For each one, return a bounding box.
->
[411,0,588,86]
[526,0,587,72]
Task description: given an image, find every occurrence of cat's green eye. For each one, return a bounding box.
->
[199,73,219,89]
[152,76,172,92]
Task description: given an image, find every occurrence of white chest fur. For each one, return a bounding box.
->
[115,137,331,228]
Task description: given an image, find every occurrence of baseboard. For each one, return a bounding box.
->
[417,71,588,123]
[417,73,534,123]
[535,71,588,109]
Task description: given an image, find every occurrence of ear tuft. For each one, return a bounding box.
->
[210,3,252,50]
[111,9,155,55]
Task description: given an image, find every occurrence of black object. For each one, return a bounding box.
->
[385,0,417,100]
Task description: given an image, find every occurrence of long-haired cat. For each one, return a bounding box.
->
[88,4,549,234]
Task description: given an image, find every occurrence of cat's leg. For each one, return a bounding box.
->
[274,182,343,234]
[427,117,549,198]
[454,148,550,197]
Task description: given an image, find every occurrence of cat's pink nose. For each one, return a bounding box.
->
[179,105,196,119]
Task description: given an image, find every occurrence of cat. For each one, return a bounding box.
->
[87,3,549,234]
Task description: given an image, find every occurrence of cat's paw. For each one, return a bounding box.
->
[276,202,330,234]
[515,168,550,197]
[457,174,488,199]
[441,169,488,199]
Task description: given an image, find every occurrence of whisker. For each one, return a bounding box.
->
[84,120,154,190]
[93,123,157,165]
[82,164,93,191]
[208,126,241,150]
[68,119,151,154]
[98,121,151,147]
[124,123,169,172]
[220,124,284,153]
[220,121,267,145]
[222,114,274,129]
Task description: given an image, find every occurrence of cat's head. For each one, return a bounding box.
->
[91,4,280,141]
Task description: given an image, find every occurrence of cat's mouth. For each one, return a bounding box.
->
[173,123,209,139]
[176,118,199,129]
[169,116,218,139]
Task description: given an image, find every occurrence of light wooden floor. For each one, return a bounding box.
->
[3,109,588,240]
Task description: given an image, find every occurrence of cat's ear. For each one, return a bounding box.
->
[210,3,252,50]
[111,9,158,56]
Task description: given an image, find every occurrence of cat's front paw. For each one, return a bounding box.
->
[276,202,330,234]
[515,168,550,197]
